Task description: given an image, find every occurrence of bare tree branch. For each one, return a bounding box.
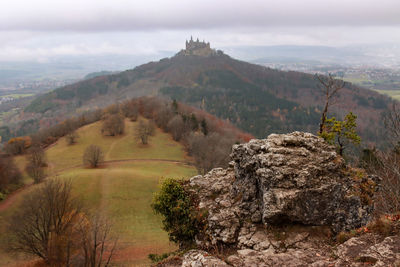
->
[316,73,346,134]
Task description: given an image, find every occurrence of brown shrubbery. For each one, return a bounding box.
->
[9,179,117,266]
[101,113,125,136]
[138,97,252,173]
[187,132,234,174]
[167,115,186,141]
[121,100,139,121]
[369,103,400,215]
[5,136,32,155]
[128,97,252,173]
[371,152,400,215]
[25,145,47,184]
[0,156,22,196]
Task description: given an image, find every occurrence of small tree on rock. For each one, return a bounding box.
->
[152,178,203,247]
[83,145,104,168]
[316,74,346,134]
[320,112,361,156]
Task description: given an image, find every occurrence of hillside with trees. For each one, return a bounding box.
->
[0,97,251,266]
[20,44,393,146]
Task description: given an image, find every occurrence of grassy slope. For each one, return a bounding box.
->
[0,119,197,266]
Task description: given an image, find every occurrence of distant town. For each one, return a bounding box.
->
[255,62,400,91]
[0,78,78,92]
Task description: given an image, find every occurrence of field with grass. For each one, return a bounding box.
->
[0,119,197,266]
[374,89,400,101]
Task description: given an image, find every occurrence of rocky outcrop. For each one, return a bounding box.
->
[335,234,400,266]
[223,234,400,267]
[182,250,229,267]
[173,132,395,267]
[231,132,373,232]
[187,132,375,249]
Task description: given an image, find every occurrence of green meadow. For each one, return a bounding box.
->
[0,119,197,266]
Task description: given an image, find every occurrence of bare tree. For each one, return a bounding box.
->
[372,151,400,215]
[154,105,174,130]
[103,103,121,115]
[101,114,125,136]
[135,119,155,145]
[83,145,104,168]
[66,131,79,145]
[316,73,346,134]
[25,145,47,183]
[384,102,400,146]
[75,215,118,267]
[9,179,82,265]
[167,115,186,141]
[121,100,139,121]
[0,156,22,192]
[9,180,118,266]
[187,132,233,174]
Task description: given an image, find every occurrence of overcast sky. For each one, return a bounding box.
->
[1,0,400,61]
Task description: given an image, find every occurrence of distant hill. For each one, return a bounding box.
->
[84,70,117,80]
[24,40,393,144]
[224,45,362,64]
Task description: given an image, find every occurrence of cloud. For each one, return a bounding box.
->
[0,0,399,32]
[0,26,399,62]
[0,32,161,61]
[0,1,399,62]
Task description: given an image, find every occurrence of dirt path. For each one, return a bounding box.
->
[105,138,119,161]
[0,158,193,213]
[99,167,109,211]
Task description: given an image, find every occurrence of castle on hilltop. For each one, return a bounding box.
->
[177,37,217,57]
[185,36,211,51]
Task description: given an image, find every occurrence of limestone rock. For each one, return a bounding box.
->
[181,234,400,266]
[231,131,372,232]
[188,132,375,249]
[180,132,384,267]
[182,250,229,267]
[335,234,400,266]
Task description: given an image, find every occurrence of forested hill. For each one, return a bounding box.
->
[25,47,393,144]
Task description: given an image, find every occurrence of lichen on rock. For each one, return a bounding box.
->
[230,131,374,233]
[168,132,397,267]
[188,132,376,250]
